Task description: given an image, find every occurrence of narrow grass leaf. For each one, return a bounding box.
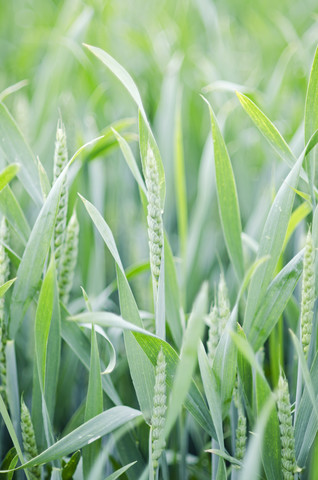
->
[290,330,318,422]
[79,194,124,274]
[5,341,21,444]
[282,201,311,251]
[198,342,224,448]
[164,282,208,436]
[45,265,61,424]
[231,331,282,479]
[112,128,146,194]
[236,92,295,168]
[83,118,137,164]
[164,234,183,348]
[2,407,142,471]
[304,47,318,201]
[79,194,156,420]
[37,157,51,201]
[244,153,304,333]
[35,258,55,389]
[9,157,73,337]
[255,369,282,480]
[84,44,147,120]
[213,305,238,418]
[83,325,103,479]
[0,396,28,478]
[295,353,318,465]
[0,186,30,244]
[60,315,121,406]
[203,97,244,280]
[133,331,216,437]
[0,447,19,480]
[61,450,81,479]
[0,80,28,102]
[174,93,188,259]
[248,249,303,351]
[0,103,42,205]
[0,164,20,191]
[205,449,241,467]
[69,311,153,337]
[83,323,116,375]
[104,461,137,480]
[238,397,277,480]
[236,325,254,421]
[0,278,16,297]
[84,44,165,207]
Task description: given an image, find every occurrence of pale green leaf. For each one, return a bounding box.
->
[248,250,303,351]
[133,330,216,438]
[1,407,142,471]
[203,97,244,280]
[244,153,304,333]
[236,92,295,168]
[0,103,42,205]
[0,164,20,191]
[112,128,146,194]
[0,277,16,297]
[83,325,103,478]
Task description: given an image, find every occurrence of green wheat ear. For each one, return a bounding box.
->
[53,120,69,272]
[145,143,163,293]
[151,348,167,474]
[20,398,41,480]
[276,373,301,480]
[207,304,219,366]
[300,228,315,359]
[233,382,247,464]
[217,271,230,335]
[58,209,79,305]
[0,217,10,404]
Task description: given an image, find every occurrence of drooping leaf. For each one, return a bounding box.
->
[0,164,20,192]
[236,92,295,168]
[0,103,42,205]
[1,407,142,471]
[0,278,16,297]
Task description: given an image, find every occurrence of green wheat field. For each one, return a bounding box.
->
[1,1,318,479]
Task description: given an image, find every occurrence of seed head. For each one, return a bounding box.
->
[21,398,41,479]
[207,304,219,366]
[58,210,79,304]
[151,348,167,473]
[300,229,315,359]
[276,373,300,479]
[218,272,230,335]
[145,144,163,290]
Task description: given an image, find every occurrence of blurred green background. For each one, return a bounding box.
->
[1,0,318,309]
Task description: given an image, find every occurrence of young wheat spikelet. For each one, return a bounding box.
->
[21,398,41,479]
[145,144,163,291]
[207,304,219,366]
[0,218,10,402]
[218,272,230,335]
[233,380,247,463]
[300,229,315,359]
[276,373,300,480]
[53,120,69,271]
[58,210,79,305]
[151,348,167,473]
